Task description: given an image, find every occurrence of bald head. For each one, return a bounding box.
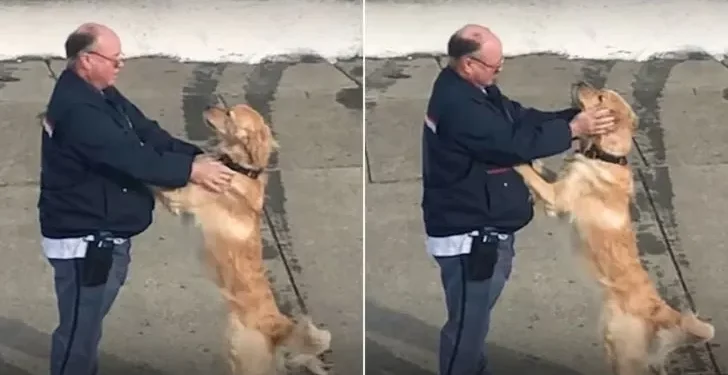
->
[65,23,119,60]
[64,22,123,90]
[447,24,504,86]
[447,24,501,60]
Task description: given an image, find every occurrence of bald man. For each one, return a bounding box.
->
[421,24,616,375]
[39,23,234,375]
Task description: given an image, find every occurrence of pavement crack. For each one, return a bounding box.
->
[370,176,421,185]
[332,62,362,88]
[433,55,444,69]
[717,56,728,70]
[291,164,362,171]
[43,59,58,81]
[633,164,694,309]
[182,63,226,141]
[629,57,721,374]
[243,63,312,318]
[0,180,39,188]
[632,153,721,375]
[263,207,309,315]
[364,149,373,183]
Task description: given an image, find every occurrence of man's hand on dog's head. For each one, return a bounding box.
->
[569,107,616,138]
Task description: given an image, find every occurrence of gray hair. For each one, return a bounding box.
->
[446,25,481,67]
[64,24,101,68]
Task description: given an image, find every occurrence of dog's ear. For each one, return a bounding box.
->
[630,111,639,131]
[223,109,248,140]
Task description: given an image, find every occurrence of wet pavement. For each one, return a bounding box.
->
[364,54,727,375]
[0,57,363,375]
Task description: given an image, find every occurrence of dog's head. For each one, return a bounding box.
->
[203,103,278,167]
[571,81,638,157]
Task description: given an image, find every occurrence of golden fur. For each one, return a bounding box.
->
[514,82,714,375]
[152,103,331,375]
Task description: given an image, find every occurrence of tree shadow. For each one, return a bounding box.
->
[0,316,169,375]
[0,355,33,375]
[365,301,592,375]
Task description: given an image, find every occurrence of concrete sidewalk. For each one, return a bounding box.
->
[0,57,362,374]
[365,54,727,375]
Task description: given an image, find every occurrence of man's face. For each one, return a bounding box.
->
[81,33,124,88]
[463,46,504,87]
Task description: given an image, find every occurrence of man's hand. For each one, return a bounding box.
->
[569,107,616,138]
[189,157,235,193]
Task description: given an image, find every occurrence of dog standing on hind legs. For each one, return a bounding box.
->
[152,103,331,375]
[513,82,714,375]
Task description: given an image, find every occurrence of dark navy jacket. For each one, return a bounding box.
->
[421,67,579,237]
[38,69,203,239]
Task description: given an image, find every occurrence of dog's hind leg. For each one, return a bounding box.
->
[227,314,277,375]
[605,314,651,375]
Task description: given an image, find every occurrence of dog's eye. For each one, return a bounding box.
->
[598,94,604,102]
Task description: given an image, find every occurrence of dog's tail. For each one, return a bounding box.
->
[647,309,714,370]
[679,311,715,342]
[653,302,714,343]
[279,315,332,374]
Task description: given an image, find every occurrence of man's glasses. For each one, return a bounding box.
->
[86,51,123,68]
[467,55,503,72]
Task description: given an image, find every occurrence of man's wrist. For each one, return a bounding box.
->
[568,120,577,138]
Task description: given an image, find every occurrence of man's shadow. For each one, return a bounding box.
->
[0,356,31,375]
[0,316,168,375]
[365,301,591,375]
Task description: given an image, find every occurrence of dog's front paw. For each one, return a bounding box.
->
[544,203,558,217]
[159,196,183,215]
[531,159,545,175]
[287,354,330,375]
[168,201,183,216]
[304,357,331,375]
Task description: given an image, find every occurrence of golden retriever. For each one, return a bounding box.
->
[152,103,331,375]
[513,82,714,375]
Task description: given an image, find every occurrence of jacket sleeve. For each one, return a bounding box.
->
[506,95,581,123]
[442,99,573,165]
[122,100,204,156]
[58,104,195,188]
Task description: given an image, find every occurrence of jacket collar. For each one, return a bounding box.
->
[441,66,500,103]
[57,69,120,105]
[54,69,130,130]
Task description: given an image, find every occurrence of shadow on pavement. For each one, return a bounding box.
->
[366,301,590,375]
[0,316,168,375]
[366,337,435,375]
[0,355,33,375]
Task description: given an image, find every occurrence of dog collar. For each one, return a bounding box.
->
[218,154,264,179]
[579,144,629,166]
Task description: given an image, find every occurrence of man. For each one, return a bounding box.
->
[39,23,234,375]
[421,24,616,375]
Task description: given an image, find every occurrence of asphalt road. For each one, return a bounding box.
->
[0,56,363,375]
[365,53,728,375]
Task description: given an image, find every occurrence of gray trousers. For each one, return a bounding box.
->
[48,240,131,375]
[434,232,515,375]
